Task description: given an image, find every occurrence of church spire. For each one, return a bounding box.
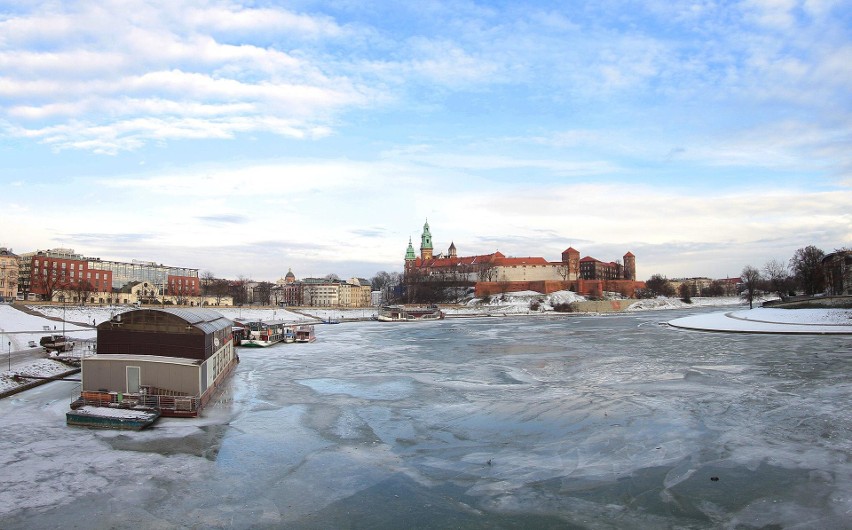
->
[420,219,433,260]
[405,237,416,261]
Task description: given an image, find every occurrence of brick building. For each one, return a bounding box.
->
[404,220,640,297]
[17,248,199,304]
[823,250,852,296]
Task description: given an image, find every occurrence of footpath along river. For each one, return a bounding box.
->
[0,308,850,528]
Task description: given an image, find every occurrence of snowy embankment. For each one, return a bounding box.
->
[626,296,749,311]
[669,307,852,334]
[3,296,849,397]
[0,358,79,395]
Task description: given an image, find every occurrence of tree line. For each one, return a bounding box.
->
[643,245,835,309]
[739,245,830,309]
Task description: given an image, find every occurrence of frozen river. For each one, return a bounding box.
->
[1,309,850,528]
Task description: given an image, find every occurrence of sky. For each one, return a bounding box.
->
[1,0,850,283]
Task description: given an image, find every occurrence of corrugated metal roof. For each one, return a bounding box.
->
[114,307,232,335]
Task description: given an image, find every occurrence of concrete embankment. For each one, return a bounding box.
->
[0,366,81,400]
[570,300,639,313]
[763,295,852,309]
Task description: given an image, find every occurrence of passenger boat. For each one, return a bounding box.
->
[241,320,289,347]
[294,325,316,343]
[377,305,444,322]
[284,327,296,343]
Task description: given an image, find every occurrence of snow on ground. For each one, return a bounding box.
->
[452,289,588,315]
[733,307,851,325]
[72,405,158,420]
[627,296,749,311]
[669,307,852,334]
[0,358,78,394]
[0,305,94,352]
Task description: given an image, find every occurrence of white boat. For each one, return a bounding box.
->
[294,325,316,343]
[241,320,289,347]
[377,305,444,322]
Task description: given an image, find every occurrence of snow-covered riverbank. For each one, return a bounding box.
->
[2,297,849,396]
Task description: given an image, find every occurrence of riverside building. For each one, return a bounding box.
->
[16,248,200,304]
[404,220,641,298]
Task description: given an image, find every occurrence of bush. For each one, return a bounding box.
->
[529,301,541,311]
[553,302,575,312]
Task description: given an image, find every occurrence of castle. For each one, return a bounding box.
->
[404,220,641,298]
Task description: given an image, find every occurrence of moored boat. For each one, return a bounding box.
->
[241,320,289,347]
[66,405,160,430]
[294,325,316,343]
[377,305,444,322]
[68,308,239,423]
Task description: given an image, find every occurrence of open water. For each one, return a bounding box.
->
[1,308,850,528]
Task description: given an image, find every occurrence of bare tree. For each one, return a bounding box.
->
[231,276,250,306]
[72,279,96,305]
[255,281,273,305]
[31,261,64,301]
[212,279,230,305]
[477,265,498,282]
[555,263,571,281]
[200,270,216,297]
[370,271,393,292]
[763,259,791,299]
[740,265,762,309]
[789,245,825,295]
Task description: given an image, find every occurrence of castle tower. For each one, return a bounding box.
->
[448,242,457,259]
[405,237,416,261]
[420,219,433,260]
[561,247,580,280]
[623,251,636,280]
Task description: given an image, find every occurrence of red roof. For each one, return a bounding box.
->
[493,256,550,266]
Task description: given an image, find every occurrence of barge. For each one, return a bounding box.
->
[377,305,444,322]
[68,308,239,427]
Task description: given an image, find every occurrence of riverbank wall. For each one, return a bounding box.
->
[570,300,639,313]
[763,295,852,309]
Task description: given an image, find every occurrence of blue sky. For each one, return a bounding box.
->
[1,0,850,282]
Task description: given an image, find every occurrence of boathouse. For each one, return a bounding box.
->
[79,308,237,416]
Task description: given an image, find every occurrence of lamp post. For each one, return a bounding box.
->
[2,328,7,371]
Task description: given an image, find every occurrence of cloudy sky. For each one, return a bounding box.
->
[1,0,850,282]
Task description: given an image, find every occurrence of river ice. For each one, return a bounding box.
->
[0,308,850,528]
